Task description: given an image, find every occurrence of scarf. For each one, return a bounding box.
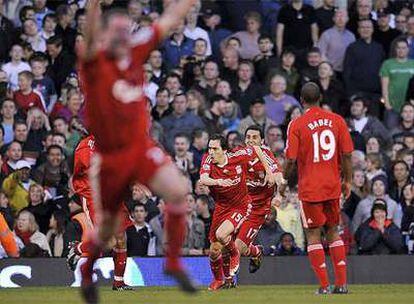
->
[15,228,33,245]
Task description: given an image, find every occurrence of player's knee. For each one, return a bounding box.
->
[209,242,222,259]
[215,231,229,245]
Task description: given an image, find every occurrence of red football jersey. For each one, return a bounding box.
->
[200,147,256,209]
[247,146,281,203]
[72,135,95,199]
[13,90,46,113]
[285,107,354,202]
[79,25,160,153]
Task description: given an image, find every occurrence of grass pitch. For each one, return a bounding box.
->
[1,285,413,304]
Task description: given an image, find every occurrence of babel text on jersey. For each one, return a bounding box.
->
[307,119,333,131]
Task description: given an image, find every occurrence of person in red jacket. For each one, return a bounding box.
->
[13,71,46,114]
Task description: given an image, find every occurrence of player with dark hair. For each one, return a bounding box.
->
[77,0,197,303]
[280,82,353,294]
[200,134,276,290]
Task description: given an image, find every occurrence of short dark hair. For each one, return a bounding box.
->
[47,144,64,155]
[196,194,210,205]
[46,35,63,47]
[245,125,264,140]
[258,34,273,43]
[156,87,170,97]
[195,38,207,46]
[210,94,226,104]
[308,47,321,55]
[42,13,57,27]
[19,6,35,22]
[133,202,147,212]
[55,4,71,18]
[174,133,190,142]
[192,128,207,140]
[301,82,321,105]
[250,98,265,106]
[53,132,67,143]
[13,120,27,131]
[209,134,228,150]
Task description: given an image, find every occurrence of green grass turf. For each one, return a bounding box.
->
[0,285,413,304]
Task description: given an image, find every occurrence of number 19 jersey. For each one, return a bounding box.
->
[285,107,354,202]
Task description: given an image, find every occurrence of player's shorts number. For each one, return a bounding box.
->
[231,212,243,223]
[312,130,336,163]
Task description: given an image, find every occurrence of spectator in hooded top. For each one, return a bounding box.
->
[274,232,304,256]
[355,199,405,254]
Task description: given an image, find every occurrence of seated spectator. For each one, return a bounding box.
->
[25,107,51,162]
[390,103,414,142]
[126,202,156,257]
[160,92,205,152]
[182,193,205,255]
[46,209,71,257]
[366,136,391,170]
[238,98,277,139]
[220,99,241,134]
[365,153,387,182]
[30,55,57,113]
[343,168,370,220]
[1,44,31,91]
[264,74,300,126]
[255,207,285,256]
[13,71,46,114]
[0,141,22,181]
[227,11,262,60]
[193,60,220,102]
[274,232,304,256]
[388,160,412,204]
[56,87,84,123]
[162,19,194,69]
[195,194,212,252]
[254,34,279,83]
[2,160,35,215]
[187,90,206,118]
[215,80,232,100]
[21,18,46,52]
[14,209,51,256]
[1,100,18,145]
[231,60,263,117]
[355,200,405,254]
[299,47,322,86]
[268,48,300,96]
[352,174,402,233]
[148,49,166,86]
[151,88,172,122]
[347,95,392,148]
[315,61,347,116]
[32,145,70,198]
[39,13,57,40]
[401,183,414,232]
[0,191,14,230]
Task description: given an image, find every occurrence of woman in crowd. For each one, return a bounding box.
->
[388,160,412,204]
[46,209,72,258]
[343,168,370,221]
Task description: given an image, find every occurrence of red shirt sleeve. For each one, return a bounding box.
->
[199,153,211,176]
[263,147,282,173]
[234,146,255,164]
[285,120,299,160]
[337,117,354,154]
[131,24,161,64]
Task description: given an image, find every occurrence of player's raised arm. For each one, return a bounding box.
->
[79,0,102,61]
[157,0,197,39]
[251,146,277,187]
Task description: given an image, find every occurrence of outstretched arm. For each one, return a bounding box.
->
[200,173,233,187]
[157,0,196,39]
[78,0,102,61]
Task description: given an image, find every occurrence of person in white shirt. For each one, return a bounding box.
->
[22,18,47,52]
[184,6,212,56]
[1,44,31,91]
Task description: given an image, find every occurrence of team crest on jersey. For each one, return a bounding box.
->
[236,165,242,174]
[203,164,210,171]
[112,80,143,104]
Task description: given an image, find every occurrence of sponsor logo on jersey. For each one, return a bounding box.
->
[202,164,210,171]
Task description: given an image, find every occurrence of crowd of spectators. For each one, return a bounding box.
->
[1,0,414,259]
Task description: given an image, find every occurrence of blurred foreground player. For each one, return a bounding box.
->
[280,83,353,294]
[77,0,197,302]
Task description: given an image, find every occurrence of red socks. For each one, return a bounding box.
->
[113,248,127,287]
[209,254,224,281]
[307,243,329,288]
[224,240,238,258]
[247,244,261,257]
[164,204,186,272]
[222,250,231,279]
[329,239,347,286]
[80,237,102,286]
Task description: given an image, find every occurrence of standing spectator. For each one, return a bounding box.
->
[25,107,50,161]
[228,11,262,60]
[254,34,279,83]
[389,160,412,204]
[182,193,205,255]
[14,209,51,256]
[30,55,57,113]
[126,202,156,257]
[54,4,77,54]
[365,153,386,181]
[347,95,392,147]
[317,9,355,76]
[268,48,300,96]
[1,100,17,145]
[2,160,34,215]
[21,18,46,52]
[195,194,211,252]
[202,94,225,135]
[395,14,407,35]
[184,6,212,56]
[352,174,402,233]
[276,0,318,68]
[265,125,284,150]
[274,232,304,256]
[187,89,207,117]
[231,60,263,117]
[343,19,384,100]
[406,15,414,59]
[343,168,370,220]
[143,63,159,107]
[160,93,205,152]
[162,19,195,69]
[163,73,182,101]
[130,183,159,222]
[381,38,414,118]
[263,75,300,125]
[127,0,143,33]
[189,129,208,175]
[57,87,84,123]
[314,0,335,35]
[355,199,404,254]
[1,44,31,91]
[46,36,75,94]
[0,141,22,181]
[347,0,375,37]
[148,49,166,86]
[238,98,277,137]
[151,88,172,121]
[373,10,401,57]
[254,207,285,256]
[220,99,241,133]
[149,199,165,256]
[13,71,46,114]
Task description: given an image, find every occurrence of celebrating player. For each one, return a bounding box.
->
[200,134,275,290]
[236,125,283,275]
[279,83,353,294]
[77,0,197,303]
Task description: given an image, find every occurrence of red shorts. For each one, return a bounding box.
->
[91,138,170,215]
[82,195,133,232]
[237,198,271,246]
[299,199,340,229]
[209,205,248,243]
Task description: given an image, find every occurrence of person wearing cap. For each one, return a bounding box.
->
[2,159,35,215]
[355,199,404,254]
[352,174,402,233]
[373,9,400,56]
[238,98,276,137]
